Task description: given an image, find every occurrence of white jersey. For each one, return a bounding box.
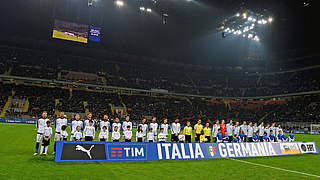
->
[74,131,82,140]
[112,122,121,132]
[84,119,94,128]
[147,132,155,141]
[136,131,145,141]
[171,123,181,134]
[124,131,132,140]
[253,126,259,133]
[122,121,132,132]
[240,124,248,136]
[178,134,185,142]
[37,118,49,134]
[226,124,234,136]
[158,133,167,142]
[71,120,83,134]
[258,125,265,136]
[43,126,53,137]
[83,126,95,138]
[100,121,110,131]
[212,124,220,137]
[112,131,120,141]
[233,126,240,135]
[270,126,276,136]
[160,123,169,135]
[138,123,148,136]
[149,123,158,135]
[265,127,270,137]
[99,130,109,140]
[247,126,254,137]
[55,118,68,133]
[61,130,68,140]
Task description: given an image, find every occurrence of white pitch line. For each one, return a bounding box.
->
[230,158,320,178]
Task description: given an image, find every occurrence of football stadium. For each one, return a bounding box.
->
[0,0,320,179]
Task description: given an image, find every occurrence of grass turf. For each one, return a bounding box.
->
[0,123,319,180]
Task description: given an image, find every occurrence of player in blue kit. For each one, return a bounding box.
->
[233,134,239,143]
[282,131,288,142]
[277,130,283,142]
[263,132,269,142]
[269,130,275,142]
[217,129,223,143]
[252,132,259,142]
[238,130,245,142]
[289,130,295,142]
[223,134,229,142]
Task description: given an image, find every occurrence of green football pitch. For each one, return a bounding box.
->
[0,123,320,180]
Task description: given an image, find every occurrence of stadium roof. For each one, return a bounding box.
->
[0,0,318,66]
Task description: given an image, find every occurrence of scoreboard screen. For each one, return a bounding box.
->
[52,19,88,44]
[89,26,101,42]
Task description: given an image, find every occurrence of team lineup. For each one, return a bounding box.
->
[34,111,295,156]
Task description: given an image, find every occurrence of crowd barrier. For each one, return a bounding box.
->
[55,141,318,162]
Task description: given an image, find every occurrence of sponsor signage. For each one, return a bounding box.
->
[55,141,318,162]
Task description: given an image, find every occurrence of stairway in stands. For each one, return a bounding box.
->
[0,96,12,117]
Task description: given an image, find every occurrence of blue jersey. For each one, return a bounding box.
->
[263,136,269,142]
[233,137,238,143]
[269,134,275,141]
[223,134,229,142]
[239,133,244,141]
[278,134,282,140]
[282,134,287,141]
[252,135,258,142]
[217,133,222,140]
[289,133,294,139]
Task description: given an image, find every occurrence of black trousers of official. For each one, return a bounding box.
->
[260,136,263,142]
[137,137,143,142]
[171,134,179,142]
[205,136,211,143]
[185,135,191,143]
[195,134,201,142]
[228,136,233,142]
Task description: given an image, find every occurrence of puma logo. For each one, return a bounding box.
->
[75,145,94,159]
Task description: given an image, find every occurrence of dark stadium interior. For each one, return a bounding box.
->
[0,0,319,128]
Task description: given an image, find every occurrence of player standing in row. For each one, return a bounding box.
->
[240,121,248,142]
[258,122,265,142]
[136,125,144,142]
[100,115,110,133]
[40,120,52,156]
[276,125,282,141]
[233,122,240,138]
[160,118,169,142]
[53,112,67,154]
[71,114,83,141]
[247,122,254,142]
[84,113,94,129]
[83,120,95,141]
[122,115,132,142]
[212,120,220,143]
[112,117,121,133]
[34,111,49,156]
[194,119,203,143]
[171,118,181,142]
[149,117,158,142]
[253,123,259,134]
[139,118,148,141]
[226,120,234,142]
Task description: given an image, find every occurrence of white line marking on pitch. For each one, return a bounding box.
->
[230,158,320,178]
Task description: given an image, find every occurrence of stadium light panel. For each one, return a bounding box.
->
[115,0,124,7]
[268,17,273,23]
[146,8,152,12]
[140,7,145,11]
[242,13,247,19]
[236,13,240,17]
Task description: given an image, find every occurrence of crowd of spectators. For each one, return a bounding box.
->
[1,46,320,97]
[1,83,320,124]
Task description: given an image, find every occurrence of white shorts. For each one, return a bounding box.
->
[36,134,44,143]
[54,133,61,141]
